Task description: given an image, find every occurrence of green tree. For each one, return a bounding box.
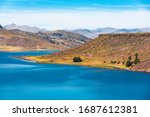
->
[134,53,140,64]
[126,60,132,67]
[73,57,83,62]
[126,56,132,67]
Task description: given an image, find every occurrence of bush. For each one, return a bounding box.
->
[126,61,132,67]
[73,57,83,62]
[111,61,117,64]
[117,62,120,64]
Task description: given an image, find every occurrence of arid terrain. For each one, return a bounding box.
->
[0,25,89,51]
[0,29,63,51]
[23,33,150,72]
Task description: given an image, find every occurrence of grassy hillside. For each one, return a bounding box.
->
[23,33,150,72]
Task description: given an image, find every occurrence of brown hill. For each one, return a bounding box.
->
[36,30,90,48]
[24,33,150,72]
[0,28,89,51]
[0,29,64,51]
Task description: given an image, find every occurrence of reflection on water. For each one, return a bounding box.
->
[0,51,150,100]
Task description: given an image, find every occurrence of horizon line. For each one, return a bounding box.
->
[1,23,150,31]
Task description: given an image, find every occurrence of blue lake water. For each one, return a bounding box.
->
[0,51,150,100]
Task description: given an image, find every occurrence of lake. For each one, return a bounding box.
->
[0,51,150,100]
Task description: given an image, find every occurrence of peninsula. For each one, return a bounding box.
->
[22,33,150,72]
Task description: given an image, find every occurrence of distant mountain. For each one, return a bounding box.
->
[0,24,3,29]
[36,30,90,48]
[4,24,47,33]
[93,27,118,33]
[139,28,150,32]
[71,27,150,38]
[26,33,150,72]
[71,27,118,38]
[71,29,95,39]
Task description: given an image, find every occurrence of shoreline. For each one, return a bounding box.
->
[19,56,132,71]
[11,56,36,63]
[14,56,150,73]
[0,49,58,52]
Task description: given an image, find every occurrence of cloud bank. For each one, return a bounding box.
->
[0,9,150,30]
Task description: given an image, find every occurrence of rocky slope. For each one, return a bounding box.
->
[131,60,150,72]
[24,33,150,72]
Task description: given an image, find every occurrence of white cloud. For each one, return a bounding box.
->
[0,10,150,30]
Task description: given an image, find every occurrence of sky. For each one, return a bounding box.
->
[0,0,150,30]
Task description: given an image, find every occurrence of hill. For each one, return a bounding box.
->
[0,26,90,51]
[37,30,90,48]
[0,28,64,51]
[24,33,150,72]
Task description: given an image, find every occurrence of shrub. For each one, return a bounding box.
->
[111,61,117,64]
[117,62,120,64]
[126,60,132,67]
[73,57,83,62]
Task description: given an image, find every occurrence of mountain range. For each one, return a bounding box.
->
[4,24,47,33]
[71,27,150,38]
[3,24,150,39]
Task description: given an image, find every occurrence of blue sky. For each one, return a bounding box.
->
[0,0,150,10]
[0,0,150,30]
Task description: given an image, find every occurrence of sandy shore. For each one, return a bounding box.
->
[20,56,131,71]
